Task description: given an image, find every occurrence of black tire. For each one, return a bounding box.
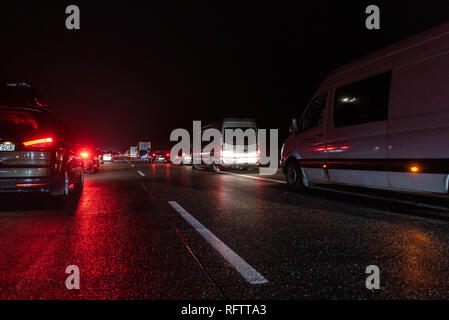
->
[285,159,305,192]
[74,168,84,193]
[51,169,69,199]
[192,163,200,170]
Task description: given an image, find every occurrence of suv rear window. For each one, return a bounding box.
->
[0,108,69,141]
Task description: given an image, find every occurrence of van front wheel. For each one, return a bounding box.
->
[285,160,304,192]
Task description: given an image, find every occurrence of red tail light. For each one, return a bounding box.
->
[16,183,47,187]
[152,153,156,157]
[80,152,90,159]
[166,153,170,157]
[23,137,54,148]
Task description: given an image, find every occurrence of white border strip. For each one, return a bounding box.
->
[168,201,269,284]
[137,170,145,176]
[220,171,286,184]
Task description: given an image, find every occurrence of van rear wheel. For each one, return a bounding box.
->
[286,160,304,192]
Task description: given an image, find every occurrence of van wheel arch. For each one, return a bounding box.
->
[285,157,305,192]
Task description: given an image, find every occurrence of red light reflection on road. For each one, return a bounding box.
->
[393,228,441,290]
[165,164,170,180]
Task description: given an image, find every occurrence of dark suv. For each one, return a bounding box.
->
[0,82,83,198]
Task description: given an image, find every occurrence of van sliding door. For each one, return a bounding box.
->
[387,53,449,194]
[326,72,391,188]
[297,92,329,183]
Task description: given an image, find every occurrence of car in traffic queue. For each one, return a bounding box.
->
[78,145,101,173]
[149,150,170,163]
[103,151,113,162]
[0,81,84,198]
[192,118,259,172]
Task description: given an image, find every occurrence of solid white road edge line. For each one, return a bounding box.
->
[137,170,145,176]
[168,201,269,285]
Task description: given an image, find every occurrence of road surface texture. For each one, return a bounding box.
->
[1,160,449,299]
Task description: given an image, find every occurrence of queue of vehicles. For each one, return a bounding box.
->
[3,24,449,201]
[168,23,449,200]
[149,150,170,163]
[124,142,151,160]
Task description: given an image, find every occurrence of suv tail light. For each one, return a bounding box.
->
[80,152,90,159]
[23,137,54,149]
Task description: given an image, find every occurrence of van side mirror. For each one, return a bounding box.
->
[290,118,298,133]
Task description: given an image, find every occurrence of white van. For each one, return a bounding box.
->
[281,23,449,197]
[193,118,259,172]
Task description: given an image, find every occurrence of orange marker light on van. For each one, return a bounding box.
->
[323,164,327,168]
[410,166,419,173]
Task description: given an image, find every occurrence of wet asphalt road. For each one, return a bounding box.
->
[2,160,449,299]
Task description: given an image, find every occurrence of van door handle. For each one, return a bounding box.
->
[315,133,323,138]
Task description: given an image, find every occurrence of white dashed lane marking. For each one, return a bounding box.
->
[168,201,269,285]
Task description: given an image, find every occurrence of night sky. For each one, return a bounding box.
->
[1,1,448,151]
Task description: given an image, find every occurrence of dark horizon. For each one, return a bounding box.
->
[1,1,449,151]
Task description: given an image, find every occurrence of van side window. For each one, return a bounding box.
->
[333,71,392,128]
[300,93,328,132]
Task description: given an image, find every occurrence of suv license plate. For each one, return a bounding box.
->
[0,144,15,151]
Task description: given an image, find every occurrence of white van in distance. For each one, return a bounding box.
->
[281,22,449,197]
[193,118,259,172]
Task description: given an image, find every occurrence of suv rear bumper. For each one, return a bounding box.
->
[0,177,57,193]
